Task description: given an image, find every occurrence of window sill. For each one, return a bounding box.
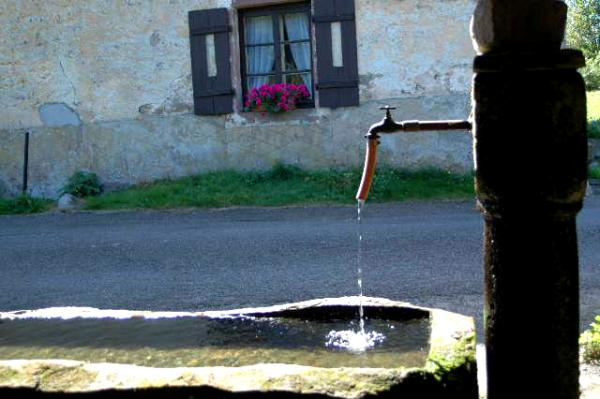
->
[229,107,323,126]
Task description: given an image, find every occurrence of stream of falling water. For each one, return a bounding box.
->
[357,199,366,335]
[325,200,385,352]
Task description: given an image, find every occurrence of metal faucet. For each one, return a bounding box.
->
[356,106,472,201]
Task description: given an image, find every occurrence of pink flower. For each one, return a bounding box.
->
[245,83,308,113]
[298,84,310,98]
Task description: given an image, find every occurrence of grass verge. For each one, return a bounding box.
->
[84,165,475,211]
[0,195,54,215]
[589,91,600,139]
[589,91,600,121]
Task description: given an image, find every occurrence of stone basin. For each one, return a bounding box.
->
[0,296,477,398]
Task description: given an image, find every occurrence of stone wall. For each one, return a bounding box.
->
[0,0,476,198]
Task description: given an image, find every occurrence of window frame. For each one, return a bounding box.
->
[238,1,315,108]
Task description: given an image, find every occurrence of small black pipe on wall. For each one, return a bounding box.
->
[22,131,29,195]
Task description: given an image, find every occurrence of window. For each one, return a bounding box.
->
[239,3,314,106]
[188,1,359,116]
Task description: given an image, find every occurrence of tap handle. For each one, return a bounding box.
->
[368,105,401,136]
[379,105,396,119]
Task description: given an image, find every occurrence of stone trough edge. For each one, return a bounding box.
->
[0,296,477,398]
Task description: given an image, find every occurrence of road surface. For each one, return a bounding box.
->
[1,199,599,338]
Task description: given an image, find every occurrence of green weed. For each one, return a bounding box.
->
[0,195,54,215]
[580,315,600,364]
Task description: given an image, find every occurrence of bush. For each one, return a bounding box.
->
[582,55,600,91]
[589,119,600,139]
[566,0,600,89]
[590,167,600,179]
[580,315,600,364]
[60,171,103,198]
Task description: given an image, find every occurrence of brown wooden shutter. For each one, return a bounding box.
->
[189,8,233,115]
[313,0,359,108]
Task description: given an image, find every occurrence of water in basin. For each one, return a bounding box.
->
[0,314,430,368]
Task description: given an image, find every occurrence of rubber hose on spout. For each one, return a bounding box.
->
[356,137,379,201]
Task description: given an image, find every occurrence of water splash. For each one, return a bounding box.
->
[325,200,385,352]
[325,328,385,352]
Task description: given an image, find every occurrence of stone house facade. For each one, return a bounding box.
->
[0,0,475,198]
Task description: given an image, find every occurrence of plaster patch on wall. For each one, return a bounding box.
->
[39,103,82,127]
[359,73,384,100]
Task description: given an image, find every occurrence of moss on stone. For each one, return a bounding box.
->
[0,367,22,386]
[426,331,476,378]
[425,310,478,398]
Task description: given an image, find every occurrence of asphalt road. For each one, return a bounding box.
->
[1,199,599,339]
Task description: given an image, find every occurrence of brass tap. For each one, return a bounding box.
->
[356,106,472,201]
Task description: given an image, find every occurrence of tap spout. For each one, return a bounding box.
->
[356,134,379,201]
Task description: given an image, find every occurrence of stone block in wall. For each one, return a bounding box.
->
[0,179,9,198]
[237,122,331,171]
[0,131,24,197]
[84,115,228,189]
[25,126,90,198]
[327,105,380,169]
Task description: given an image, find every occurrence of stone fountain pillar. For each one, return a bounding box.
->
[471,1,588,398]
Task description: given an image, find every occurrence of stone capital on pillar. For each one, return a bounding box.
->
[471,0,568,54]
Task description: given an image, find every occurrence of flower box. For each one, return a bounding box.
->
[244,83,311,114]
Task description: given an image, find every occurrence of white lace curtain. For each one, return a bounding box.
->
[284,13,312,94]
[246,16,274,89]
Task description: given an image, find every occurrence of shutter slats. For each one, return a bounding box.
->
[314,0,359,108]
[316,80,358,89]
[194,89,235,98]
[190,25,231,35]
[189,8,233,115]
[312,14,354,23]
